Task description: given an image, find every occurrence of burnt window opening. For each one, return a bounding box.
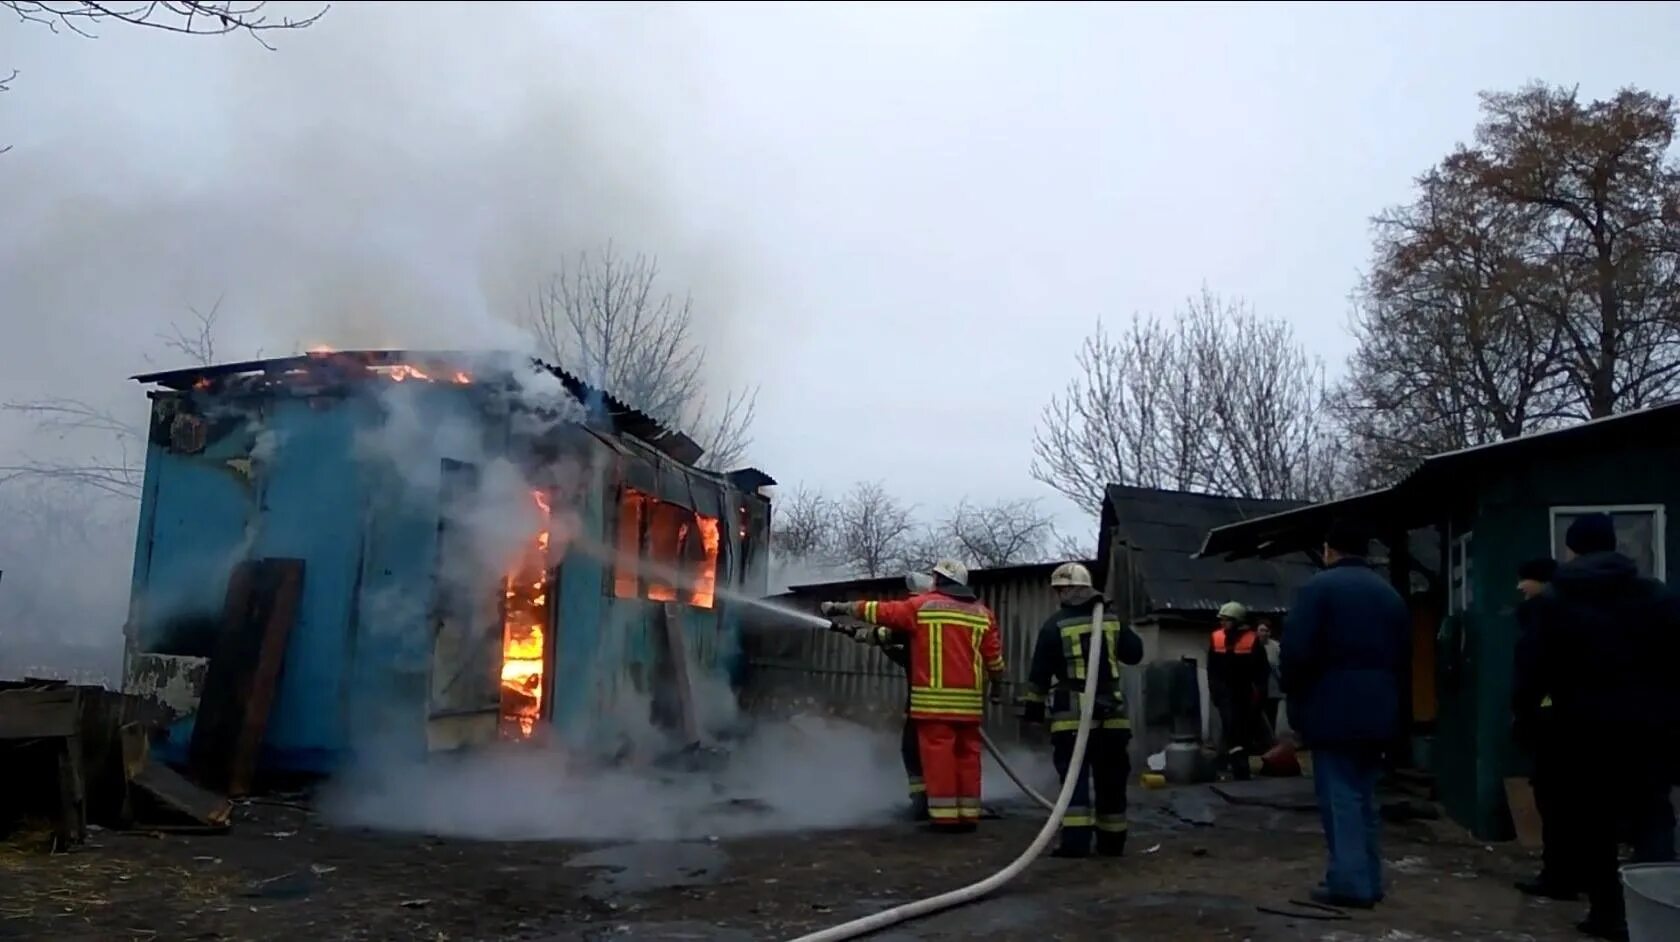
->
[611,487,720,609]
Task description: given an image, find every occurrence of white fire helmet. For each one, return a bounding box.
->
[1218,601,1249,622]
[1049,562,1094,588]
[905,571,934,593]
[931,558,969,586]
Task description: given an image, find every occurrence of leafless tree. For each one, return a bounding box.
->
[770,483,831,562]
[1051,530,1096,561]
[1,305,228,500]
[896,527,956,574]
[527,243,758,470]
[156,295,222,366]
[0,398,144,499]
[943,497,1054,568]
[833,481,915,579]
[1032,289,1339,514]
[4,2,325,47]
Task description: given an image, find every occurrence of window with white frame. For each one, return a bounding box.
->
[1549,505,1667,579]
[1448,530,1473,614]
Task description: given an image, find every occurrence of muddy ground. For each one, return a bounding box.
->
[1,781,1589,942]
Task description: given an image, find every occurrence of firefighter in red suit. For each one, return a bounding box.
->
[823,559,1005,832]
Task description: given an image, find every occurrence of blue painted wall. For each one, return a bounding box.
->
[128,379,770,774]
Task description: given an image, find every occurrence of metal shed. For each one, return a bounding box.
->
[122,350,774,775]
[1197,403,1680,838]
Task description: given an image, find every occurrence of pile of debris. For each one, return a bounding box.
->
[0,681,231,851]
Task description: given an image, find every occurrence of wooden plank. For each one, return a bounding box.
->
[132,763,232,829]
[658,603,700,744]
[54,736,87,848]
[189,558,305,796]
[1504,776,1544,849]
[0,688,81,739]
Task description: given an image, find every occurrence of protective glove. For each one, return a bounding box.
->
[819,601,847,617]
[850,626,876,644]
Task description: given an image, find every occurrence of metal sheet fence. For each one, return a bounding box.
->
[739,575,1121,746]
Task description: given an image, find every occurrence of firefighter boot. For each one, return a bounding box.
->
[907,793,929,823]
[1096,830,1127,858]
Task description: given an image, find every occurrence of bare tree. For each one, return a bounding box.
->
[1050,529,1096,561]
[4,2,324,46]
[943,497,1054,568]
[156,295,222,366]
[896,527,955,574]
[770,483,831,562]
[2,305,228,500]
[527,243,757,470]
[1032,289,1338,514]
[833,481,915,579]
[0,398,144,499]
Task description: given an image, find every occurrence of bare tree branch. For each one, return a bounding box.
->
[1032,290,1338,512]
[526,242,757,470]
[770,483,831,562]
[943,497,1055,568]
[4,2,325,48]
[156,294,221,366]
[833,480,915,579]
[897,527,956,574]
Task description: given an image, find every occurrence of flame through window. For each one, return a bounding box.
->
[500,489,550,739]
[612,487,720,609]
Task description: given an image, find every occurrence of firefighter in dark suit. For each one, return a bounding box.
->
[1020,562,1145,857]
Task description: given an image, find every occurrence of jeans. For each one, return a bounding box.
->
[1313,746,1383,902]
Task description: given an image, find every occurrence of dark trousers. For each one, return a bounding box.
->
[1050,726,1131,855]
[1557,761,1676,925]
[900,717,927,819]
[1530,735,1570,889]
[1313,746,1384,903]
[1217,703,1256,780]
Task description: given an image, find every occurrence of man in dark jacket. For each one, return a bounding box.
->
[1281,519,1410,910]
[1517,514,1680,940]
[1509,557,1569,900]
[1020,562,1145,858]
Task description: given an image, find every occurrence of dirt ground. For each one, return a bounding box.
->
[1,780,1591,942]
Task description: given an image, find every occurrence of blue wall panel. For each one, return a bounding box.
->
[250,398,365,770]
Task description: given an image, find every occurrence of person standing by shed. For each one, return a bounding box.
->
[1517,514,1680,940]
[1282,519,1411,910]
[1508,557,1570,901]
[1207,602,1268,781]
[1256,618,1284,735]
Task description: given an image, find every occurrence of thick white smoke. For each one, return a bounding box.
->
[0,5,751,679]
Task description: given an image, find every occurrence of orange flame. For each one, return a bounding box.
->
[692,516,720,609]
[500,488,552,739]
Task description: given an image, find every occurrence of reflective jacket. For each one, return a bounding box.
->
[1207,626,1268,713]
[1022,595,1144,733]
[848,586,1004,723]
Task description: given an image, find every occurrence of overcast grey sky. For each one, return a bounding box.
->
[5,0,1680,548]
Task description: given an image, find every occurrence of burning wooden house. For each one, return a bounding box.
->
[121,350,774,779]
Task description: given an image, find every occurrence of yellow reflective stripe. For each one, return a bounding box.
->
[917,611,990,628]
[862,601,879,622]
[1095,816,1128,832]
[1050,718,1082,733]
[929,623,943,688]
[928,807,961,820]
[910,696,984,710]
[908,783,926,795]
[1061,813,1094,828]
[909,685,982,699]
[1101,717,1131,730]
[984,658,1005,673]
[1019,689,1046,703]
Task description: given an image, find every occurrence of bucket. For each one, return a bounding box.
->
[1621,863,1680,942]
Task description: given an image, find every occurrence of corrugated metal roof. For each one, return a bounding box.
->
[780,559,1095,597]
[1198,401,1680,561]
[130,350,712,467]
[1100,484,1317,614]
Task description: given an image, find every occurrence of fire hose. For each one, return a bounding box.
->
[787,603,1106,942]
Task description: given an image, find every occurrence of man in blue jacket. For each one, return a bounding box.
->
[1281,519,1410,910]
